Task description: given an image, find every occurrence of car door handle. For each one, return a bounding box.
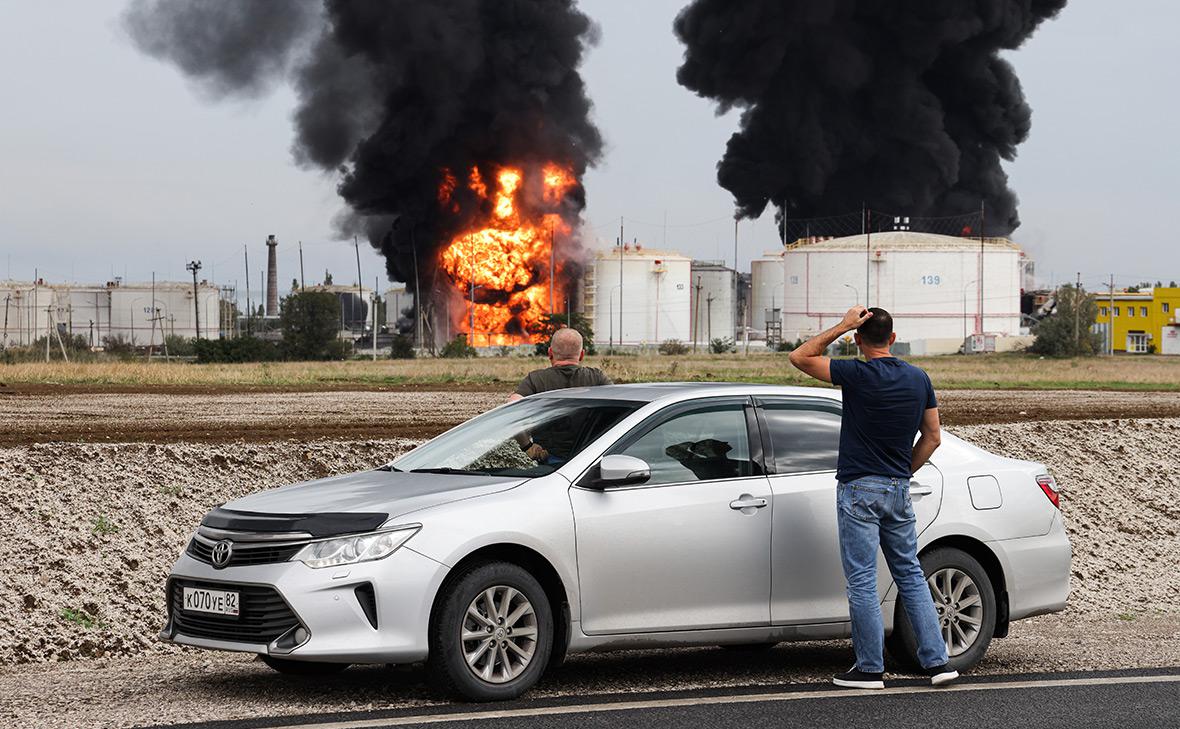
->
[729,496,768,510]
[910,484,934,496]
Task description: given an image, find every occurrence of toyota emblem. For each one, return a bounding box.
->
[211,540,233,569]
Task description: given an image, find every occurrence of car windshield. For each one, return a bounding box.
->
[393,397,642,478]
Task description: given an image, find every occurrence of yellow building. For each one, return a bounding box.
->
[1094,287,1180,354]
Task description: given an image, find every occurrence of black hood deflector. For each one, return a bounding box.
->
[201,507,389,538]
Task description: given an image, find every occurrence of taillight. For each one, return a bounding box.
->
[1036,474,1060,509]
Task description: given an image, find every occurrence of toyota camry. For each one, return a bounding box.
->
[161,383,1071,700]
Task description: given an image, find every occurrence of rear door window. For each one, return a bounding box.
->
[760,400,842,474]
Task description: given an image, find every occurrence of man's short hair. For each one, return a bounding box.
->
[549,327,583,360]
[858,307,893,346]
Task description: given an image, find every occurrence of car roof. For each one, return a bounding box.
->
[529,382,842,405]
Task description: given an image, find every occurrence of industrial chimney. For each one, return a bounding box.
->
[265,235,279,317]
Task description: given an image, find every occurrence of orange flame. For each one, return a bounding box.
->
[438,163,576,346]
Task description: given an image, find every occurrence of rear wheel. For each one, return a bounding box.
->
[258,655,349,676]
[885,547,996,673]
[428,561,553,701]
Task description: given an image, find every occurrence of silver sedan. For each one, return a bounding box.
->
[161,383,1071,700]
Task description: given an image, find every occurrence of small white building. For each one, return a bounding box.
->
[0,279,220,347]
[755,232,1025,350]
[583,247,692,347]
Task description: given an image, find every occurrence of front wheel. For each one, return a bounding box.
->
[885,547,996,673]
[427,561,553,701]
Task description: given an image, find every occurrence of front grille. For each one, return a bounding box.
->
[186,538,304,568]
[170,579,300,644]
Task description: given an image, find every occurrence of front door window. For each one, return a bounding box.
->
[614,403,754,484]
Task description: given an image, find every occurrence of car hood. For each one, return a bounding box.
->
[214,469,525,531]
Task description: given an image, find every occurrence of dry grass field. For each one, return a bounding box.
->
[2,352,1179,391]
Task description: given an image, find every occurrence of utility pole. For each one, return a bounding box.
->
[608,287,613,351]
[353,235,364,336]
[706,292,714,347]
[411,226,423,350]
[186,260,202,340]
[1109,274,1116,355]
[865,207,872,307]
[692,276,702,352]
[4,294,12,349]
[44,303,68,362]
[146,271,157,361]
[733,219,739,280]
[617,231,624,350]
[298,241,306,292]
[372,276,378,361]
[1074,272,1082,355]
[549,222,555,318]
[978,201,986,335]
[243,245,251,335]
[468,236,476,345]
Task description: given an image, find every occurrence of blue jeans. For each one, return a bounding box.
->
[837,476,948,673]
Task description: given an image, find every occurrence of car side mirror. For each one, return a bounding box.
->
[594,455,651,488]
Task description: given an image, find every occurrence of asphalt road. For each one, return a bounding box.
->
[153,668,1180,729]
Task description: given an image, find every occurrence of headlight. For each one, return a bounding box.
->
[291,526,419,569]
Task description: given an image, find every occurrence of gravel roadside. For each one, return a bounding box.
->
[1,417,1177,727]
[4,388,1180,445]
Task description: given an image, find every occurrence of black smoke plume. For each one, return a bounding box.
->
[674,1,1066,236]
[124,0,602,330]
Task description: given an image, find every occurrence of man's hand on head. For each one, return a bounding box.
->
[840,306,873,332]
[789,306,872,384]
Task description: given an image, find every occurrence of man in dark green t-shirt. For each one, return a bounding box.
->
[509,328,612,401]
[509,328,612,461]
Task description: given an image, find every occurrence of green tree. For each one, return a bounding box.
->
[390,334,416,359]
[193,336,280,363]
[532,312,597,356]
[163,334,194,357]
[1030,284,1104,357]
[658,339,689,355]
[709,337,736,354]
[281,291,344,360]
[440,335,477,358]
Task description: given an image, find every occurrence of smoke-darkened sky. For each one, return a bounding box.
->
[0,0,1175,294]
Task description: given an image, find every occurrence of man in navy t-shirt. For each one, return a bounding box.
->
[789,306,956,690]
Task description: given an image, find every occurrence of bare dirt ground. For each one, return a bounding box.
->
[0,395,1177,727]
[4,386,1180,445]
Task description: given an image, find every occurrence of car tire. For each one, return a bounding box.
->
[885,547,996,673]
[258,655,350,676]
[428,561,553,701]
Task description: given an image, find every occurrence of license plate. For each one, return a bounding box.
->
[182,587,240,617]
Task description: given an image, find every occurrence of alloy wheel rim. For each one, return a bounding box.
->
[461,585,538,684]
[928,567,983,657]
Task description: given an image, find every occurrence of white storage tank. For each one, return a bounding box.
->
[688,261,737,346]
[751,252,788,336]
[384,284,414,331]
[584,247,692,347]
[780,232,1025,343]
[109,282,220,344]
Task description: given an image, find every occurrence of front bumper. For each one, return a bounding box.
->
[160,546,448,664]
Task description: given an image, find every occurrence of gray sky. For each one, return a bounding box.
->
[1,0,1176,296]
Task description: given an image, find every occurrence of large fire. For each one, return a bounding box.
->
[438,163,576,346]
